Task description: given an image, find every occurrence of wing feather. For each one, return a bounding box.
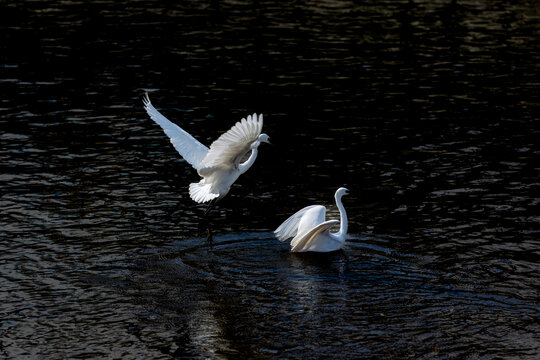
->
[274,205,325,241]
[290,220,339,252]
[200,113,263,168]
[143,94,209,170]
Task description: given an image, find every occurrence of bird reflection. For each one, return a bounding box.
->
[283,250,350,317]
[290,250,349,278]
[197,217,214,244]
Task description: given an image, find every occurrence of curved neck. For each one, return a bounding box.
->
[238,145,258,174]
[334,194,348,239]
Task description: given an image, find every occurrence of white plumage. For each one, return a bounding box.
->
[143,93,270,203]
[275,188,349,252]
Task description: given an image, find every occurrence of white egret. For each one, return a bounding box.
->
[143,93,270,205]
[274,187,349,252]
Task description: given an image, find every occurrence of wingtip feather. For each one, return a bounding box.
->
[142,92,151,107]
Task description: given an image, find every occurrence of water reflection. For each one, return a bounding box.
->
[127,232,359,357]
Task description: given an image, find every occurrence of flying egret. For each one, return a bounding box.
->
[274,187,349,252]
[142,93,270,206]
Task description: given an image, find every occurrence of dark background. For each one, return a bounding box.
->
[1,0,539,358]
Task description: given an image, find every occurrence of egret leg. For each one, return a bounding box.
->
[204,199,216,216]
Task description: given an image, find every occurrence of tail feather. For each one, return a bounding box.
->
[189,181,220,203]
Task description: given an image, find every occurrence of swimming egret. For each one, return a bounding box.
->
[143,93,270,205]
[274,187,349,252]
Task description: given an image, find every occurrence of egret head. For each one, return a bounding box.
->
[251,133,270,149]
[258,133,271,144]
[336,187,349,197]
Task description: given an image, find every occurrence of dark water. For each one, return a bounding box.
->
[1,0,539,358]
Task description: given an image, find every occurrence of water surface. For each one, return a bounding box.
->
[0,0,539,358]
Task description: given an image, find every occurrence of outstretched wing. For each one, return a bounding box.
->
[143,94,209,170]
[290,220,339,252]
[200,113,263,168]
[274,205,325,241]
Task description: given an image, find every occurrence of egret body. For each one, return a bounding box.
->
[143,94,270,203]
[274,187,349,252]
